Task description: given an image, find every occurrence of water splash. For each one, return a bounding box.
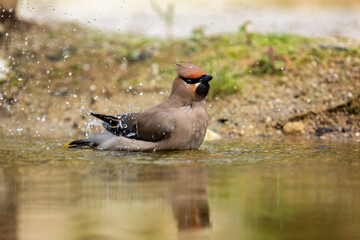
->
[85,120,103,138]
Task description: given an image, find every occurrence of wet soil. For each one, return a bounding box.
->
[0,20,359,141]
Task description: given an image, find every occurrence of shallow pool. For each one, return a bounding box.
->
[0,137,359,240]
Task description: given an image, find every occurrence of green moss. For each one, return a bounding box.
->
[248,57,284,76]
[70,64,81,71]
[9,71,21,87]
[49,68,67,79]
[347,96,360,114]
[208,62,243,98]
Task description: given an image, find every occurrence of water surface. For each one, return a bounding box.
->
[0,137,359,240]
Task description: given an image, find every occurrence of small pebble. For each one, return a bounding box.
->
[316,145,329,149]
[89,85,96,91]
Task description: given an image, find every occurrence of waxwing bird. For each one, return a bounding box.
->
[65,62,213,151]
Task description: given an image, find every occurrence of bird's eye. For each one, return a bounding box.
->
[180,75,201,84]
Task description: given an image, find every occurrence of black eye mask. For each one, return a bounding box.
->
[180,74,213,84]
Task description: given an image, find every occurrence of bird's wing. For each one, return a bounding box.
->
[91,109,176,142]
[135,109,176,142]
[91,112,138,139]
[90,112,120,127]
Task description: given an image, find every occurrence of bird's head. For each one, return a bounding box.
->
[170,62,213,103]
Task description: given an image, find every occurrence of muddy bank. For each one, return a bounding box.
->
[0,21,359,141]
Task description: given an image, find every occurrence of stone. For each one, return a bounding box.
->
[283,121,306,135]
[204,129,221,141]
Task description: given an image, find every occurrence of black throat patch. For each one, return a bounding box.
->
[196,82,210,96]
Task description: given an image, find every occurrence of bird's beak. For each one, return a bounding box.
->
[201,75,213,83]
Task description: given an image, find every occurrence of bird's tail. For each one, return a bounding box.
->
[64,131,113,149]
[64,139,98,148]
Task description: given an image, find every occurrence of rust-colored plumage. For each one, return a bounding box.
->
[65,62,213,151]
[176,62,206,79]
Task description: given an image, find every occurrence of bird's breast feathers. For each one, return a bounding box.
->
[171,101,208,149]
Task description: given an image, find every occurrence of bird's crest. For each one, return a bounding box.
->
[176,62,206,79]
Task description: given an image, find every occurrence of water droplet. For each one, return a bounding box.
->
[17,128,23,135]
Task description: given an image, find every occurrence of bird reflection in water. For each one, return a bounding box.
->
[171,166,210,231]
[0,162,211,240]
[0,168,18,240]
